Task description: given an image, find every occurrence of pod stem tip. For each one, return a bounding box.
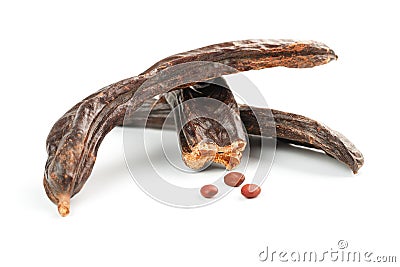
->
[57,196,70,217]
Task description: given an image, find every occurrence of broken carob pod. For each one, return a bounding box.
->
[44,39,337,216]
[239,106,364,173]
[124,93,364,174]
[162,77,246,170]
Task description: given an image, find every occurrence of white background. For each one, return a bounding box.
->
[1,0,399,266]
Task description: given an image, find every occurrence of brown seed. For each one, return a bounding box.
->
[241,184,261,199]
[200,184,218,198]
[224,172,245,187]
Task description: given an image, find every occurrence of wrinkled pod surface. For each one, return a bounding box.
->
[125,88,364,174]
[44,39,338,216]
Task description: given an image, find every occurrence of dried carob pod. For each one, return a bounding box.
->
[240,107,364,173]
[163,77,246,170]
[44,39,337,216]
[124,90,364,174]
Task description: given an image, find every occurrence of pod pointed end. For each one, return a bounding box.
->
[57,196,70,217]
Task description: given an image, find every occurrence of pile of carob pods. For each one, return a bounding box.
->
[43,39,364,216]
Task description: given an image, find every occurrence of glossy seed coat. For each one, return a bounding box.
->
[241,184,261,199]
[224,172,246,187]
[200,185,219,198]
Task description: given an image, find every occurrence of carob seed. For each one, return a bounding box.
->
[200,184,218,198]
[224,172,245,187]
[241,184,261,198]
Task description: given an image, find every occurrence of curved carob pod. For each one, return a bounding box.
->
[124,96,364,174]
[43,39,337,216]
[240,107,364,173]
[163,77,246,170]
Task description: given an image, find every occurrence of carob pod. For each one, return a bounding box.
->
[124,93,364,174]
[163,77,246,170]
[241,106,364,173]
[43,39,337,216]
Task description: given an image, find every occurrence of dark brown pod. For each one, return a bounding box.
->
[163,77,246,170]
[241,184,261,199]
[44,39,337,216]
[124,96,364,174]
[200,185,219,198]
[224,172,245,187]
